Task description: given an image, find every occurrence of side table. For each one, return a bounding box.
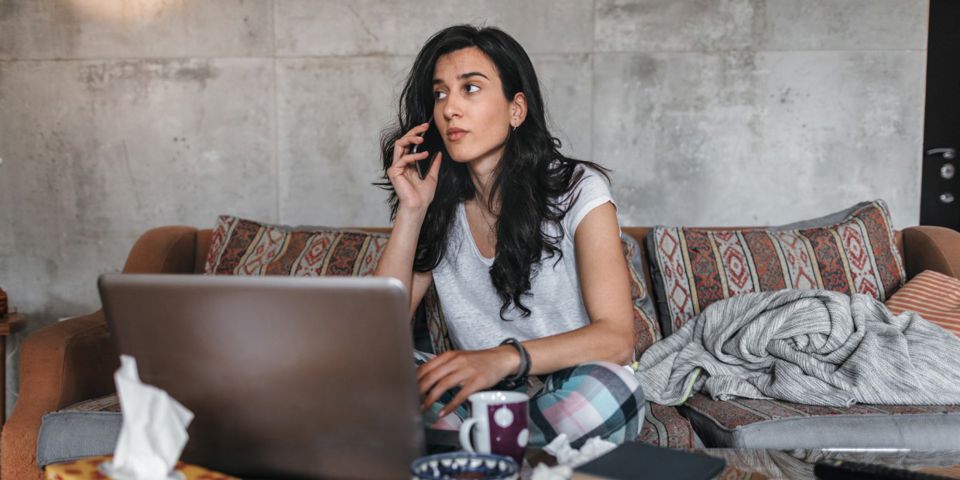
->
[0,313,26,425]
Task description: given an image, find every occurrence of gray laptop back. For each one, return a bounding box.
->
[98,273,424,479]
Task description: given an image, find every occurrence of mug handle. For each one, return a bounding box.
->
[459,418,480,452]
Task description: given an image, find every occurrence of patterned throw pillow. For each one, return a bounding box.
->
[645,200,906,334]
[204,215,388,276]
[425,234,662,358]
[422,283,453,354]
[885,270,960,336]
[206,216,662,356]
[622,234,663,356]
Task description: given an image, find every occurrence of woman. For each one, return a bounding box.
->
[374,25,643,447]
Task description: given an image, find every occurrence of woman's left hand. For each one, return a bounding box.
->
[417,347,519,417]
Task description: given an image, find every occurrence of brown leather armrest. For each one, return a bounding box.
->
[1,225,200,478]
[902,225,960,279]
[1,312,118,479]
[122,226,199,274]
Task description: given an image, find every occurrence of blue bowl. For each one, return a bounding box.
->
[410,452,519,480]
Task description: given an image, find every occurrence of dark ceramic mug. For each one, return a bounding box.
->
[458,391,529,464]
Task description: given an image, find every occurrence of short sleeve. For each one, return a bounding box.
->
[562,166,619,238]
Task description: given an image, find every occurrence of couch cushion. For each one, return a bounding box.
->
[622,234,662,357]
[424,234,662,357]
[204,215,664,357]
[37,395,122,468]
[423,282,453,354]
[204,215,390,276]
[681,393,960,449]
[886,270,960,336]
[637,402,700,448]
[203,216,443,344]
[646,200,906,334]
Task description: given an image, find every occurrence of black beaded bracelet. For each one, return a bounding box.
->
[499,338,531,389]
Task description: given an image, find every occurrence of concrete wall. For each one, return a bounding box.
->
[0,0,928,413]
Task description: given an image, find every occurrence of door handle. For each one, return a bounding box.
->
[927,148,956,160]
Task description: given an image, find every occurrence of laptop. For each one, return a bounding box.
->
[98,273,425,479]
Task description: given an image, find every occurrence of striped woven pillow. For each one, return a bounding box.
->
[646,200,906,334]
[885,270,960,336]
[204,215,387,276]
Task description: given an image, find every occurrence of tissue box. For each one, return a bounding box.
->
[44,454,239,480]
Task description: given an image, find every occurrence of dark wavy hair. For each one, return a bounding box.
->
[376,25,610,320]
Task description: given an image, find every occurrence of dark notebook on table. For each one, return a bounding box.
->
[573,442,725,480]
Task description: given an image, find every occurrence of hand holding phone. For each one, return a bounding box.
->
[410,119,444,179]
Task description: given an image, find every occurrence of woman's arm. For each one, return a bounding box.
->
[373,122,442,317]
[374,209,434,318]
[419,202,635,415]
[523,201,635,371]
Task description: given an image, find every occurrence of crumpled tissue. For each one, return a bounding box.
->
[99,355,194,480]
[531,434,617,480]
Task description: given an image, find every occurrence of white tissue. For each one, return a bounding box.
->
[532,434,617,480]
[531,463,573,480]
[100,355,194,480]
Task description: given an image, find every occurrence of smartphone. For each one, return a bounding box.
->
[410,119,444,179]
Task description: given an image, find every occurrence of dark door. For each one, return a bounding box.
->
[920,0,960,229]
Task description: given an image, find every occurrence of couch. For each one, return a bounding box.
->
[3,223,960,478]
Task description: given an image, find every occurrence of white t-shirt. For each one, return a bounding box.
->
[431,165,617,351]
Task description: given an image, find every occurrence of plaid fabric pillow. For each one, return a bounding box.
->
[646,200,906,334]
[886,270,960,336]
[426,235,662,357]
[204,215,388,276]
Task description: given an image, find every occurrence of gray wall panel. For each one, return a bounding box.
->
[0,0,273,60]
[276,0,594,56]
[277,56,410,226]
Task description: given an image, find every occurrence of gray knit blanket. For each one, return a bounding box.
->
[637,289,960,407]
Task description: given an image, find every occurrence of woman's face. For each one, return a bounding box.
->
[431,47,523,168]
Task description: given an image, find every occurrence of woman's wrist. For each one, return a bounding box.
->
[496,338,531,390]
[396,205,428,224]
[493,344,523,378]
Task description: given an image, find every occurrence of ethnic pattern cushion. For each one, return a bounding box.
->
[204,215,388,276]
[425,235,662,357]
[206,216,661,356]
[885,270,960,336]
[637,402,699,448]
[646,200,906,334]
[423,282,453,354]
[622,234,662,356]
[684,393,960,431]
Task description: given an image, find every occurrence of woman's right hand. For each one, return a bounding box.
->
[388,122,443,212]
